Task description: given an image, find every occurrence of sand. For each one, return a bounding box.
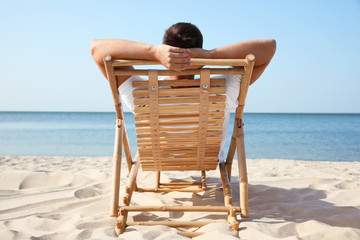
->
[1,156,360,240]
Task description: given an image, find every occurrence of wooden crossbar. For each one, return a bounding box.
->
[112,58,248,67]
[115,68,243,76]
[122,206,241,212]
[132,78,226,87]
[126,221,212,228]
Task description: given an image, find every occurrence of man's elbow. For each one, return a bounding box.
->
[269,39,276,56]
[90,39,102,63]
[262,39,276,64]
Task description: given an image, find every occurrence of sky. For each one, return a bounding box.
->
[0,0,359,113]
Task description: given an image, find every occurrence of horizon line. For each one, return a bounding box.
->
[1,110,359,115]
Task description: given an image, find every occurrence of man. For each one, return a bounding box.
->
[90,22,276,161]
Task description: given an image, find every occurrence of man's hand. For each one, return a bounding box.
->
[186,48,212,59]
[153,45,192,71]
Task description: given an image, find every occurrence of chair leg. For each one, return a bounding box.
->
[219,163,239,235]
[122,125,137,190]
[228,208,239,234]
[201,170,206,190]
[225,138,236,182]
[110,120,123,217]
[219,164,232,207]
[115,208,127,235]
[122,155,140,206]
[117,157,140,235]
[155,171,160,190]
[236,126,249,218]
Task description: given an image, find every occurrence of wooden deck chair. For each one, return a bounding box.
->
[103,55,255,237]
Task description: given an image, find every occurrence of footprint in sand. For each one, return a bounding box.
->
[74,187,101,199]
[335,181,360,190]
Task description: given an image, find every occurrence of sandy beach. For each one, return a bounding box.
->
[1,156,360,239]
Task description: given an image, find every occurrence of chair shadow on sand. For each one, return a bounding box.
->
[133,175,360,230]
[239,182,360,229]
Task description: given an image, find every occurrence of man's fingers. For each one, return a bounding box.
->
[169,47,187,53]
[159,45,192,70]
[167,62,192,71]
[169,51,189,58]
[168,55,191,64]
[169,47,190,58]
[169,50,191,64]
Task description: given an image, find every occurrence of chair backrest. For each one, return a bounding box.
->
[104,56,255,172]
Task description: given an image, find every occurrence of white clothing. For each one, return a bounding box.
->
[119,75,242,163]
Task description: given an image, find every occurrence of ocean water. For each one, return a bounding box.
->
[0,112,359,162]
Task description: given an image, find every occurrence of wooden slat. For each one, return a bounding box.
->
[156,148,220,154]
[148,70,160,169]
[140,162,217,167]
[137,141,221,148]
[132,78,226,88]
[133,95,226,105]
[138,143,221,150]
[138,147,220,155]
[197,69,210,168]
[134,103,225,114]
[138,141,221,147]
[141,166,217,171]
[135,123,223,133]
[140,162,218,166]
[141,157,218,162]
[139,149,220,157]
[137,138,222,144]
[138,142,221,148]
[141,162,218,167]
[139,156,219,162]
[136,131,223,138]
[139,152,220,158]
[133,87,226,98]
[139,154,218,159]
[139,153,220,159]
[150,154,218,163]
[136,134,222,140]
[137,141,221,146]
[135,111,224,120]
[140,166,218,171]
[140,159,218,164]
[135,118,224,127]
[140,160,218,164]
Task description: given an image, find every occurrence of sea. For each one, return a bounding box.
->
[0,111,359,162]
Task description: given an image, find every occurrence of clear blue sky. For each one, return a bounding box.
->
[0,0,359,113]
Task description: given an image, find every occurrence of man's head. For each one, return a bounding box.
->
[163,22,203,49]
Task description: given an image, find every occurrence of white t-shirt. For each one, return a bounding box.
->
[119,75,242,163]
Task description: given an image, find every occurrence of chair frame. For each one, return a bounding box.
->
[103,55,255,237]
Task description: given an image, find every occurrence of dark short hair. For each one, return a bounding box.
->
[163,22,203,48]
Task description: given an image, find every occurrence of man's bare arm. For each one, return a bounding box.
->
[187,39,276,85]
[90,39,192,85]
